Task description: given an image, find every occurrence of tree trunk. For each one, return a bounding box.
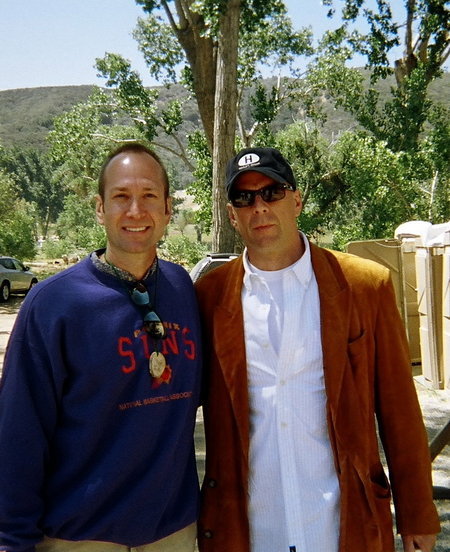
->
[211,0,241,253]
[165,1,217,153]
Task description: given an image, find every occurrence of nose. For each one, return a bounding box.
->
[127,198,145,217]
[252,193,269,212]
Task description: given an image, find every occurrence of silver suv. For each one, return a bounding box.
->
[0,256,38,302]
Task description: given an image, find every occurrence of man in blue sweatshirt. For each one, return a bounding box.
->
[0,143,202,552]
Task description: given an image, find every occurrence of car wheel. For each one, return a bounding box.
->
[0,281,10,302]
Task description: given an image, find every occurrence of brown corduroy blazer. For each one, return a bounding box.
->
[195,243,440,552]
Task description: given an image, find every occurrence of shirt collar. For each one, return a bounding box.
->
[91,249,157,283]
[243,232,312,292]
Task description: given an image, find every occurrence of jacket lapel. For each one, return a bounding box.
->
[311,244,372,470]
[310,244,352,415]
[212,258,250,461]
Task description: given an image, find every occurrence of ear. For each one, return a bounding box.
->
[95,195,105,225]
[227,203,238,228]
[165,196,173,219]
[293,190,303,218]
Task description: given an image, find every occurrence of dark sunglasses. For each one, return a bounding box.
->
[229,182,295,208]
[131,282,166,339]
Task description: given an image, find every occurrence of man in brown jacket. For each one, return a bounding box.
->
[195,147,440,552]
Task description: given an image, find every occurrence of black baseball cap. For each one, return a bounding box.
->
[225,147,297,198]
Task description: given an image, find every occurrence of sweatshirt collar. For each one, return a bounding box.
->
[91,249,157,283]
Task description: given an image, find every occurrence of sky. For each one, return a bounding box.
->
[0,0,406,91]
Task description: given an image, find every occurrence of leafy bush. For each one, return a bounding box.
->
[0,210,37,260]
[56,194,106,254]
[40,238,73,260]
[159,235,208,269]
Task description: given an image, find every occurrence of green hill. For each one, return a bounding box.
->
[0,86,95,150]
[0,71,448,151]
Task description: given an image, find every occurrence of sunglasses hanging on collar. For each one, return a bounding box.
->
[105,254,168,381]
[130,281,167,379]
[130,279,167,379]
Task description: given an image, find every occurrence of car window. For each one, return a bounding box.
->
[0,259,15,270]
[11,259,24,271]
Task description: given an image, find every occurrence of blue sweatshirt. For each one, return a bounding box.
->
[0,255,202,551]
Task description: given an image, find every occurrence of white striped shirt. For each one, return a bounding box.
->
[242,234,340,552]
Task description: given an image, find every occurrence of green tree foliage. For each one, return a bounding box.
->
[94,56,194,170]
[328,133,423,248]
[56,194,106,253]
[47,94,149,255]
[0,146,64,239]
[274,103,450,250]
[275,121,340,239]
[48,92,126,196]
[0,170,36,259]
[185,130,213,233]
[159,234,208,268]
[309,0,449,151]
[322,0,449,82]
[298,0,450,245]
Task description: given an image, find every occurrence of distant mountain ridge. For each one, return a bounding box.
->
[0,86,96,150]
[0,72,448,151]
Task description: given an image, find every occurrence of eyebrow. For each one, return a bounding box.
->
[109,183,161,192]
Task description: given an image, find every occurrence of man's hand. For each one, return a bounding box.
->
[401,534,437,552]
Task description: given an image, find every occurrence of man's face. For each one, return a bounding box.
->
[227,171,302,262]
[95,151,171,265]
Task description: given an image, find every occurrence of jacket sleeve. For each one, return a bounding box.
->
[372,275,440,536]
[0,300,65,552]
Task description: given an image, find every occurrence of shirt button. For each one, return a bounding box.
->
[204,530,213,539]
[281,421,288,428]
[279,379,286,386]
